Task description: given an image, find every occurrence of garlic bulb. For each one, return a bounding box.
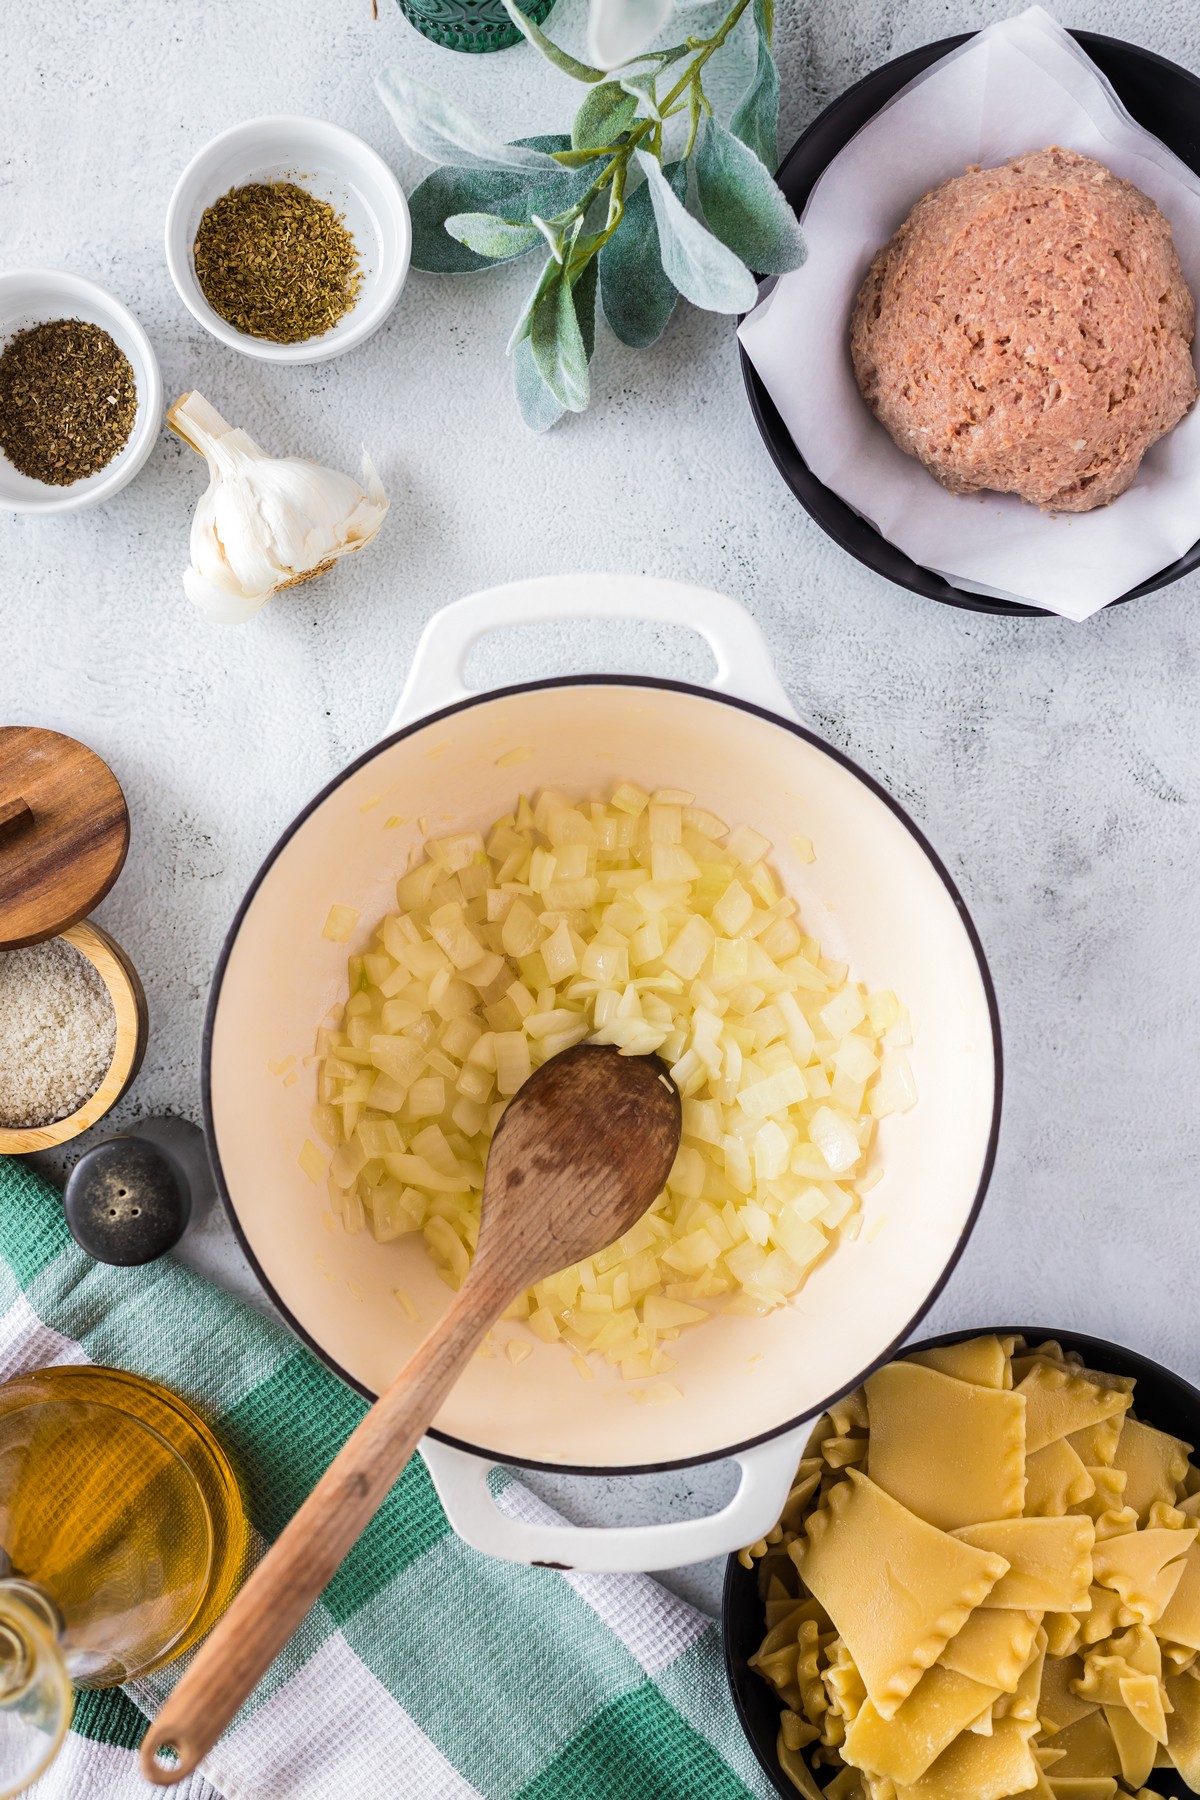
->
[167,391,388,624]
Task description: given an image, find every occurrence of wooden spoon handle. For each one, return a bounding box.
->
[139,1280,500,1784]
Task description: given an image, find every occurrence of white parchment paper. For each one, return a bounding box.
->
[739,7,1200,619]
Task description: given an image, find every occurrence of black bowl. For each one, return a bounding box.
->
[722,1324,1200,1798]
[742,32,1200,617]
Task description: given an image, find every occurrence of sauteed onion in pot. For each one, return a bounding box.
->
[307,785,915,1382]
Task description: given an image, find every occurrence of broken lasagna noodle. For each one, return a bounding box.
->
[744,1335,1200,1799]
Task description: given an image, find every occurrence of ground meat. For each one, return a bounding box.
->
[849,147,1198,512]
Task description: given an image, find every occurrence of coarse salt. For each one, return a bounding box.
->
[0,939,115,1129]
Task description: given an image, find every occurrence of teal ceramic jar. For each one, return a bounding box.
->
[394,0,556,52]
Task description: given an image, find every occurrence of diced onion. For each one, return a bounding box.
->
[315,786,912,1379]
[322,904,360,943]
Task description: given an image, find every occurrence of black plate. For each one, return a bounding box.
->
[741,32,1200,617]
[722,1324,1200,1798]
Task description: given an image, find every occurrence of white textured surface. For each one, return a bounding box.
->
[2,0,1200,1617]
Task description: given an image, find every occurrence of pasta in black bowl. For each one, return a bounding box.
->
[722,1327,1200,1799]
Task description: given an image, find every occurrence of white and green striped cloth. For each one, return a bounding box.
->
[1,1159,775,1800]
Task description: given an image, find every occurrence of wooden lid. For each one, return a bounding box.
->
[0,727,130,949]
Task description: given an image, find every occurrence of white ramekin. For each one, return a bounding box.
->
[0,271,162,515]
[164,115,411,365]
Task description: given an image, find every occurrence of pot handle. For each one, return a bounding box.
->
[418,1424,810,1573]
[388,574,795,732]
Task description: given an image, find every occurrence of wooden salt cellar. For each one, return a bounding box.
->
[0,727,147,1154]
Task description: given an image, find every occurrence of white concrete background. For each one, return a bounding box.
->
[2,0,1200,1618]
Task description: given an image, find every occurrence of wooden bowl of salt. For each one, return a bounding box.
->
[0,728,147,1155]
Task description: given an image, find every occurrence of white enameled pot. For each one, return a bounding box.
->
[204,575,1001,1571]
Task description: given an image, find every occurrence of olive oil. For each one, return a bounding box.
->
[0,1365,248,1687]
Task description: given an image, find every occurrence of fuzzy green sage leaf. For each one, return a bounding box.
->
[513,335,566,431]
[599,161,686,348]
[530,265,590,411]
[532,210,584,265]
[693,112,804,273]
[635,149,758,313]
[444,213,543,259]
[501,0,606,82]
[574,254,600,362]
[376,68,562,172]
[572,80,638,151]
[409,139,600,274]
[728,0,779,172]
[630,42,692,70]
[508,255,562,353]
[588,0,675,71]
[618,68,662,122]
[512,255,597,430]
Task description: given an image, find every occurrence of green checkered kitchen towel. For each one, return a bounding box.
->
[0,1158,775,1800]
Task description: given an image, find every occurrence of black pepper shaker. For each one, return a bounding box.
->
[63,1117,215,1266]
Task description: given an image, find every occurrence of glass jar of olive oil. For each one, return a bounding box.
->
[0,1365,248,1793]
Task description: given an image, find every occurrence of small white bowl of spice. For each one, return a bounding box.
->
[0,270,162,515]
[165,115,411,364]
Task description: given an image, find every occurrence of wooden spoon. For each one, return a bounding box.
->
[140,1044,681,1784]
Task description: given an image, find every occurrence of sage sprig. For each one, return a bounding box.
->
[377,0,803,429]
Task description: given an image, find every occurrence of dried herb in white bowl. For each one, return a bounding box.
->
[193,181,364,344]
[0,320,136,486]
